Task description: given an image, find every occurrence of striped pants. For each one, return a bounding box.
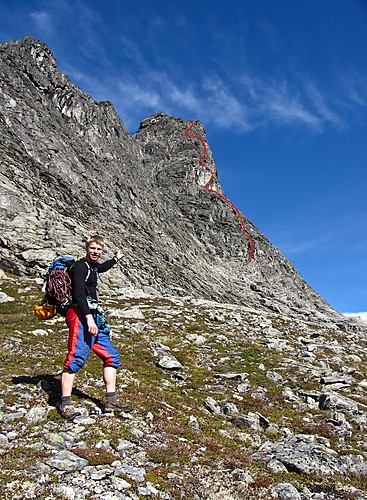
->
[63,306,120,373]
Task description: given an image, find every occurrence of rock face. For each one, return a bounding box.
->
[0,36,344,323]
[1,38,367,497]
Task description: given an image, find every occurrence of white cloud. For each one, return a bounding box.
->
[267,203,367,260]
[304,81,344,128]
[59,24,367,136]
[348,87,367,107]
[279,239,320,256]
[117,36,147,68]
[343,312,367,323]
[337,70,367,108]
[203,77,252,130]
[241,75,330,131]
[147,71,201,111]
[65,59,367,139]
[268,94,320,128]
[120,67,367,134]
[112,72,252,132]
[24,3,367,139]
[118,80,162,108]
[30,11,54,36]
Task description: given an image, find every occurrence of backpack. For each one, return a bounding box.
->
[34,256,75,320]
[34,256,91,320]
[44,256,76,315]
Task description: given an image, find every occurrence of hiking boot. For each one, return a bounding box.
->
[59,405,78,420]
[104,400,134,415]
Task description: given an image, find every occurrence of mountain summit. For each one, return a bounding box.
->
[2,37,367,500]
[0,36,343,323]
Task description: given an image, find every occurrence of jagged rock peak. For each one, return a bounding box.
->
[0,36,356,327]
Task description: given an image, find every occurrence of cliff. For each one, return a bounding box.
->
[0,36,344,324]
[1,37,367,500]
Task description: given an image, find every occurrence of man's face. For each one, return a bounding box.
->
[86,242,103,263]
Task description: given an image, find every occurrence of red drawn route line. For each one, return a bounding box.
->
[184,120,254,261]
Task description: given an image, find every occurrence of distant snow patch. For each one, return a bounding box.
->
[343,312,367,323]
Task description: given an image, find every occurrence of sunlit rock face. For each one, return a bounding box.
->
[0,36,344,324]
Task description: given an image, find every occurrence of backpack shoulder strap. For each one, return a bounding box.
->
[83,260,103,285]
[85,261,91,282]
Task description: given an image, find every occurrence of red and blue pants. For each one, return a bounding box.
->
[64,306,120,373]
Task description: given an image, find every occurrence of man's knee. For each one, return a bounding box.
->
[62,368,75,374]
[64,358,86,373]
[104,356,121,369]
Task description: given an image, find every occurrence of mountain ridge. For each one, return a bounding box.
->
[2,36,367,500]
[0,36,349,325]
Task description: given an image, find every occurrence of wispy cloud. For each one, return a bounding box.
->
[305,81,344,128]
[271,225,338,259]
[111,72,251,132]
[117,36,148,68]
[202,77,252,130]
[241,75,343,132]
[112,65,335,134]
[45,8,367,137]
[30,10,54,37]
[118,79,162,109]
[277,239,322,257]
[341,72,367,109]
[112,64,354,135]
[66,54,367,138]
[258,193,367,260]
[56,19,347,134]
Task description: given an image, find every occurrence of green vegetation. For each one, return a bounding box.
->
[1,272,367,498]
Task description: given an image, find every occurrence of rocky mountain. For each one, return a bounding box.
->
[2,36,367,500]
[0,36,347,325]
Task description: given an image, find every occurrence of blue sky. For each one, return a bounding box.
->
[1,0,367,314]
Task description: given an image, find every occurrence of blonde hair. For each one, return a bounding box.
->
[85,234,105,249]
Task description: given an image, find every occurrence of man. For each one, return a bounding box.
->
[59,235,131,419]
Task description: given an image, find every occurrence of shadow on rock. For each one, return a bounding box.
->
[11,374,103,410]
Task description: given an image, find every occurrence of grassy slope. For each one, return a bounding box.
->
[1,273,367,499]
